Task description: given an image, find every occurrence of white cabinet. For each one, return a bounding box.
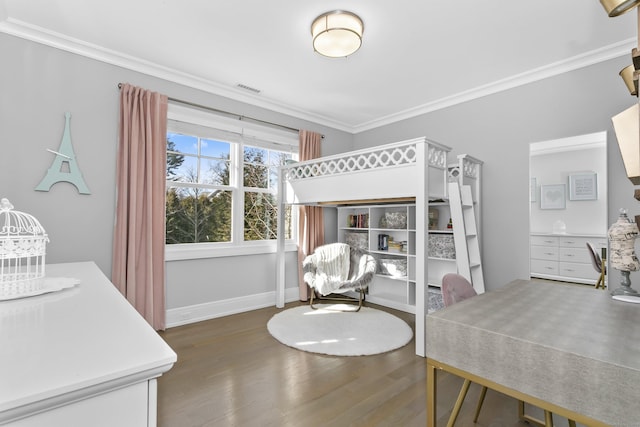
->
[0,262,176,426]
[530,234,606,285]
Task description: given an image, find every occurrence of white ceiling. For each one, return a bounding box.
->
[0,0,637,133]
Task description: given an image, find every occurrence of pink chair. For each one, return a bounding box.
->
[441,273,477,307]
[441,274,485,426]
[441,274,575,427]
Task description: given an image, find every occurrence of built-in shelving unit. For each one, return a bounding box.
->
[426,200,457,289]
[338,204,416,312]
[338,202,466,313]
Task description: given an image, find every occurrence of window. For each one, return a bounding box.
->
[165,134,232,244]
[243,145,294,241]
[165,104,298,260]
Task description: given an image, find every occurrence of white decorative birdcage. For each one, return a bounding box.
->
[0,198,49,298]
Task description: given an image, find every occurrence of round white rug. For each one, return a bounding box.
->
[267,304,413,356]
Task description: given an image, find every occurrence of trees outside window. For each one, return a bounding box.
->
[243,146,293,241]
[165,131,296,246]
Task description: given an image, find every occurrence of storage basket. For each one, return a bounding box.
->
[428,234,456,259]
[378,258,407,278]
[344,231,368,250]
[379,211,407,229]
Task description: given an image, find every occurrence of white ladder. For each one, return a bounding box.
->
[448,181,485,294]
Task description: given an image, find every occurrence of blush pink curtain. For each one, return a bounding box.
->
[112,83,168,330]
[297,130,324,301]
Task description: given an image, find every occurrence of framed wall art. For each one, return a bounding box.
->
[540,184,566,210]
[569,173,597,201]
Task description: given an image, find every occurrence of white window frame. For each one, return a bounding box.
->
[165,103,298,261]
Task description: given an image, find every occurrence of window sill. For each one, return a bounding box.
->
[165,241,298,261]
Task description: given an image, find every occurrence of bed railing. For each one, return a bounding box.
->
[282,137,450,182]
[461,155,481,180]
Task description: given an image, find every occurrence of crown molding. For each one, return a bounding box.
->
[353,39,636,133]
[530,131,607,156]
[0,18,354,133]
[0,17,634,135]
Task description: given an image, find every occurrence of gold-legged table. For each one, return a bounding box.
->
[426,279,640,427]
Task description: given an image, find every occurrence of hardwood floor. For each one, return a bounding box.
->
[157,302,579,427]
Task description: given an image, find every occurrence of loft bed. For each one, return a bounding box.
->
[275,137,481,357]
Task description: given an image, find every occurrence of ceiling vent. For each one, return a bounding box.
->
[236,83,261,94]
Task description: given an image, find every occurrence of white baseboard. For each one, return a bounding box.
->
[166,287,302,328]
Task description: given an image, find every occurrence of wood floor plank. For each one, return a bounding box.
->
[157,301,583,427]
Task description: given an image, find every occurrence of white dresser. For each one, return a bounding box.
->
[530,233,607,285]
[0,262,176,426]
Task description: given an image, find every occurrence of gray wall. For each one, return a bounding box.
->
[4,30,639,314]
[354,56,638,291]
[0,33,351,312]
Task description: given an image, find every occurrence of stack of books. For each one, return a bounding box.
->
[347,213,369,228]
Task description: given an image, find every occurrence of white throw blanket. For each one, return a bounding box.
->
[310,243,350,296]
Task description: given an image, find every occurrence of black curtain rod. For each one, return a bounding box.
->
[117,83,324,138]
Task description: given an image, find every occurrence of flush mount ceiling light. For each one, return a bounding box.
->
[311,10,364,58]
[599,0,640,17]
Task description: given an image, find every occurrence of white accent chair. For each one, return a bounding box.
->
[302,243,376,311]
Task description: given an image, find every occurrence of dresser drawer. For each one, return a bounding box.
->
[530,235,559,247]
[559,262,598,281]
[531,245,559,261]
[559,247,590,263]
[531,259,558,275]
[558,236,591,249]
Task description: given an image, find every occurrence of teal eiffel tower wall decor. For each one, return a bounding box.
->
[35,112,90,194]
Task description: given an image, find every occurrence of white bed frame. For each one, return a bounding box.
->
[275,137,452,357]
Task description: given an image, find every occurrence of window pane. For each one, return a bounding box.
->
[268,152,292,190]
[244,191,277,240]
[170,155,198,183]
[166,187,232,243]
[244,146,268,188]
[168,133,198,155]
[167,134,188,180]
[244,146,267,164]
[200,158,230,185]
[269,168,279,192]
[244,163,268,188]
[269,151,292,167]
[167,151,186,180]
[200,139,230,159]
[243,193,292,240]
[283,204,292,240]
